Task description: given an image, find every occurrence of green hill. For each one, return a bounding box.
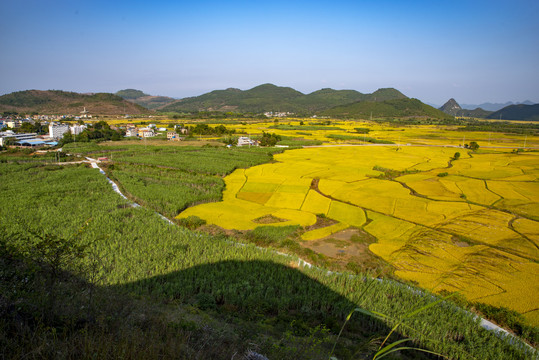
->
[487,104,539,121]
[159,84,408,114]
[321,98,453,120]
[162,84,304,113]
[115,89,148,99]
[116,89,176,110]
[365,88,408,102]
[0,90,151,115]
[295,89,365,112]
[458,107,493,118]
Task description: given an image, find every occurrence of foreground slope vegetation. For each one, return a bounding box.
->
[0,149,536,359]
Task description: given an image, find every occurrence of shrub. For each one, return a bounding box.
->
[175,216,206,230]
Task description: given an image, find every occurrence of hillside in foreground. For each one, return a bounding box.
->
[0,90,151,115]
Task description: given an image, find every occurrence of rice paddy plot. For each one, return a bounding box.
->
[455,178,501,205]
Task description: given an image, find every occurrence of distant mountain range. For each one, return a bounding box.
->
[439,98,539,121]
[460,100,534,112]
[151,83,410,114]
[114,83,450,119]
[0,90,149,116]
[12,84,537,121]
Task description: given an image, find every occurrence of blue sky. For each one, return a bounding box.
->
[1,0,538,105]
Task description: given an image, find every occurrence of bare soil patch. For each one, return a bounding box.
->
[253,214,288,224]
[300,228,391,274]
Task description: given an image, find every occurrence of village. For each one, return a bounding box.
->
[0,107,259,148]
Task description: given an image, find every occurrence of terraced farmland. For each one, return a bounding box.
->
[178,146,539,325]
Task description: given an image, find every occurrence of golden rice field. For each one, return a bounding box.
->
[178,145,539,325]
[219,119,536,148]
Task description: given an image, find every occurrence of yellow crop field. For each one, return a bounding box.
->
[512,218,539,243]
[177,145,539,324]
[455,178,501,205]
[300,190,332,215]
[327,201,366,227]
[301,222,350,241]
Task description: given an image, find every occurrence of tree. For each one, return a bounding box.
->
[469,141,479,151]
[259,132,281,146]
[59,131,74,146]
[453,152,460,160]
[19,122,35,133]
[222,136,238,146]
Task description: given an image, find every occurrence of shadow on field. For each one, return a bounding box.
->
[1,237,433,360]
[112,260,436,359]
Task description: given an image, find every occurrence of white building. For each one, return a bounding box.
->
[49,123,70,139]
[138,127,155,138]
[125,128,138,137]
[237,136,257,147]
[70,124,87,135]
[6,120,21,128]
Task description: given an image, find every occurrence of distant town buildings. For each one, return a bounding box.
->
[80,107,92,119]
[264,111,294,118]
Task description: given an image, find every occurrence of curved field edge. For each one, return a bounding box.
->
[0,162,536,359]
